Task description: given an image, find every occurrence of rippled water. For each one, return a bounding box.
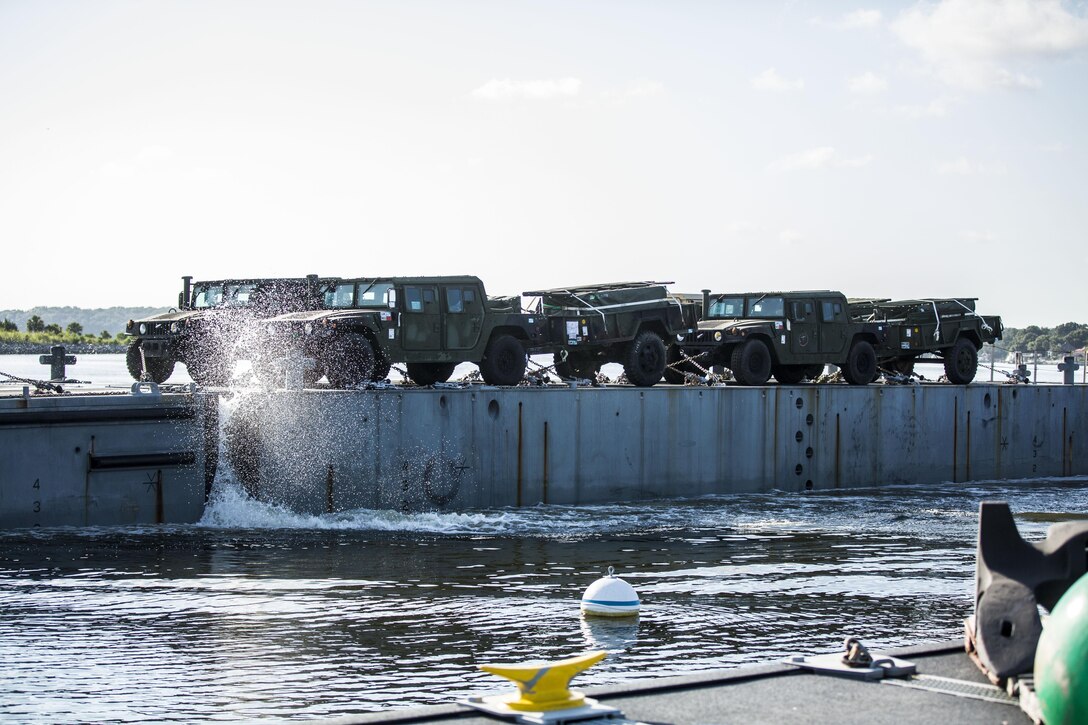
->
[2,353,1086,721]
[2,476,1086,722]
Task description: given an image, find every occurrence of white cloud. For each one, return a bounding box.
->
[603,80,665,100]
[841,9,882,29]
[848,71,888,93]
[751,68,804,92]
[779,229,803,243]
[893,0,1088,90]
[893,98,953,118]
[768,147,835,172]
[963,230,996,242]
[937,157,1007,175]
[838,154,875,168]
[811,8,882,29]
[767,147,873,172]
[471,78,582,100]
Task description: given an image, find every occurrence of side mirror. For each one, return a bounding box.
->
[178,292,184,308]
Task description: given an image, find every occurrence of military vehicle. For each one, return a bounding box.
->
[125,275,328,385]
[850,297,1003,384]
[681,290,889,385]
[523,281,700,386]
[259,276,547,388]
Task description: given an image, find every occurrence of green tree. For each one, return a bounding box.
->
[0,318,17,332]
[99,330,111,339]
[66,322,83,335]
[43,323,63,335]
[26,315,45,332]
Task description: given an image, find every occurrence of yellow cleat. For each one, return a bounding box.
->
[478,650,607,712]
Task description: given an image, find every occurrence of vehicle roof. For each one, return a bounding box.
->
[523,281,672,296]
[325,275,484,286]
[708,290,845,297]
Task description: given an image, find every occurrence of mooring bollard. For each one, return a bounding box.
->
[1058,356,1080,386]
[39,345,76,381]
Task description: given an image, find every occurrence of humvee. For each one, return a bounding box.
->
[681,290,888,385]
[260,276,547,387]
[125,275,327,385]
[523,281,700,386]
[850,297,1003,384]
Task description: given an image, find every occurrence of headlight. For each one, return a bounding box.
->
[303,323,313,335]
[138,323,147,335]
[675,333,685,342]
[714,331,722,342]
[170,322,179,333]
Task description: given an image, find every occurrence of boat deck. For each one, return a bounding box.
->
[336,642,1031,725]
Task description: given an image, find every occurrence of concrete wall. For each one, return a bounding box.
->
[0,390,214,528]
[228,383,1087,514]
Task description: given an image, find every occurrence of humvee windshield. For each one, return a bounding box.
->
[228,284,256,306]
[357,283,392,308]
[747,296,784,318]
[708,297,744,318]
[326,281,393,308]
[192,285,224,308]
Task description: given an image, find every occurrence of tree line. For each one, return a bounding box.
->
[0,315,124,342]
[993,322,1088,361]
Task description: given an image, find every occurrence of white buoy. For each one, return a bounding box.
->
[580,566,640,617]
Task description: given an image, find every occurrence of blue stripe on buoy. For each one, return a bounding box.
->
[581,599,640,606]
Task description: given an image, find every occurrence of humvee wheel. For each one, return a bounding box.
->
[372,348,392,381]
[891,358,916,376]
[325,334,375,388]
[126,340,175,383]
[944,338,978,384]
[407,362,456,386]
[624,330,667,386]
[663,344,698,385]
[185,357,229,387]
[554,352,600,380]
[480,334,526,386]
[843,340,878,385]
[772,364,806,385]
[730,338,772,386]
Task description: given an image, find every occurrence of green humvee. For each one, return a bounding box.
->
[850,297,1003,384]
[261,276,547,387]
[681,290,889,385]
[125,275,328,385]
[523,281,700,386]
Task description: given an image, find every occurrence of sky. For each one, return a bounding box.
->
[1,0,1085,328]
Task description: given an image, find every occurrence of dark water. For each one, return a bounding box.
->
[1,478,1086,722]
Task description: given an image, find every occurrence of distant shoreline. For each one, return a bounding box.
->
[0,342,127,355]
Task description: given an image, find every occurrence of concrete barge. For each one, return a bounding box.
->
[225,382,1085,514]
[0,385,217,528]
[1,382,1084,526]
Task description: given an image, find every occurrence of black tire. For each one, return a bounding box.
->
[804,364,824,380]
[372,348,392,381]
[554,351,600,380]
[184,355,229,387]
[890,358,916,376]
[624,330,667,387]
[843,340,878,385]
[663,344,697,385]
[772,364,806,385]
[480,334,526,386]
[729,338,772,386]
[324,334,375,388]
[126,340,175,383]
[407,362,456,386]
[944,338,978,384]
